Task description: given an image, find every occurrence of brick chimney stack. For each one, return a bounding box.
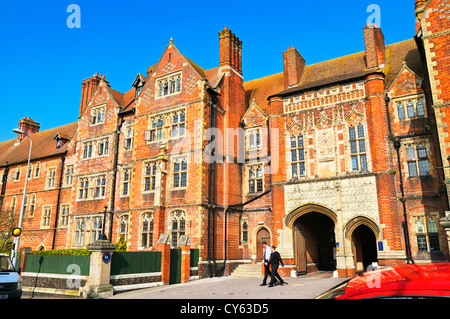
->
[414,0,428,32]
[283,46,305,88]
[80,73,102,117]
[16,117,40,143]
[363,24,385,69]
[219,27,243,74]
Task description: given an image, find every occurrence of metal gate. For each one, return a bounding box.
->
[170,248,182,284]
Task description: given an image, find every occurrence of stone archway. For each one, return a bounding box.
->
[286,204,337,274]
[344,216,380,272]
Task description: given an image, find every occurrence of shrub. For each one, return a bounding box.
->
[34,249,91,256]
[114,235,128,252]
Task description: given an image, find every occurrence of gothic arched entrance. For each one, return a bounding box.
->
[287,204,337,275]
[256,228,271,261]
[351,224,378,272]
[294,213,336,274]
[344,216,380,273]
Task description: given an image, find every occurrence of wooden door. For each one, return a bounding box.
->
[294,225,307,274]
[256,229,270,261]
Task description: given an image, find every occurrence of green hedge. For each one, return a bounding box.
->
[33,249,91,256]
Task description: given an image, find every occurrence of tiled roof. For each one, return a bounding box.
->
[119,87,137,114]
[182,55,207,79]
[0,122,78,166]
[244,72,284,114]
[258,38,421,102]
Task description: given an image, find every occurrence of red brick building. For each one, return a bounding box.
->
[1,0,449,278]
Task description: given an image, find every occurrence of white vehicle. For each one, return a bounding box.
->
[0,254,22,299]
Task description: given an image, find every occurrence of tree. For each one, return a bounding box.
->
[0,209,18,254]
[115,235,128,252]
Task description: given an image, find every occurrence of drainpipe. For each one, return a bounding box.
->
[206,86,219,277]
[52,155,66,249]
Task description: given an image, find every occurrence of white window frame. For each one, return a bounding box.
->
[42,206,52,228]
[348,124,367,172]
[247,127,262,150]
[156,72,182,99]
[143,161,157,193]
[124,126,134,151]
[91,105,106,126]
[60,204,70,227]
[172,157,188,189]
[247,164,264,194]
[170,210,186,248]
[46,167,57,189]
[121,168,131,197]
[77,174,107,201]
[140,212,154,249]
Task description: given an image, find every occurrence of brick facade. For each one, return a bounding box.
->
[1,1,449,279]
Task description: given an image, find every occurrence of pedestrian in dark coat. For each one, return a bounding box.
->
[268,246,287,287]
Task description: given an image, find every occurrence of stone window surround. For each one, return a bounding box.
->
[393,94,427,121]
[76,173,107,201]
[145,107,186,144]
[155,71,182,99]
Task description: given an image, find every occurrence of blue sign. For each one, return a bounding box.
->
[102,252,112,263]
[378,241,384,251]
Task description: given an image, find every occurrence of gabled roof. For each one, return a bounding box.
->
[244,72,284,114]
[182,55,207,80]
[259,38,422,104]
[0,122,78,166]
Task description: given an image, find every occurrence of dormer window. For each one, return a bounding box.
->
[135,85,143,98]
[54,133,69,149]
[132,74,147,99]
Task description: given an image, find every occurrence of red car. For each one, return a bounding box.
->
[316,263,450,299]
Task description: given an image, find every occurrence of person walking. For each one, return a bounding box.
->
[260,241,277,286]
[268,245,287,287]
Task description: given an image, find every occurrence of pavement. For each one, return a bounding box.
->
[109,271,347,299]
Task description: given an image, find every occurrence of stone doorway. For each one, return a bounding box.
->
[294,212,336,274]
[352,224,378,272]
[256,228,271,261]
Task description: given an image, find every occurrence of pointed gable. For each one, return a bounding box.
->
[388,61,424,97]
[242,99,266,127]
[137,39,209,115]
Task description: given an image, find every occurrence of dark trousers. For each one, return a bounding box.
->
[262,261,271,284]
[269,264,284,286]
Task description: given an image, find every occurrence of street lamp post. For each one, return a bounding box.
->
[11,128,32,270]
[99,206,112,241]
[393,137,414,264]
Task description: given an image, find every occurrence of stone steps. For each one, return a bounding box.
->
[231,263,263,277]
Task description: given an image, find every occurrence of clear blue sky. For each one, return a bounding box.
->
[0,0,416,141]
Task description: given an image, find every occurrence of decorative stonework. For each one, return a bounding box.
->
[285,180,338,215]
[284,175,379,225]
[317,129,335,162]
[283,81,365,114]
[340,176,379,224]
